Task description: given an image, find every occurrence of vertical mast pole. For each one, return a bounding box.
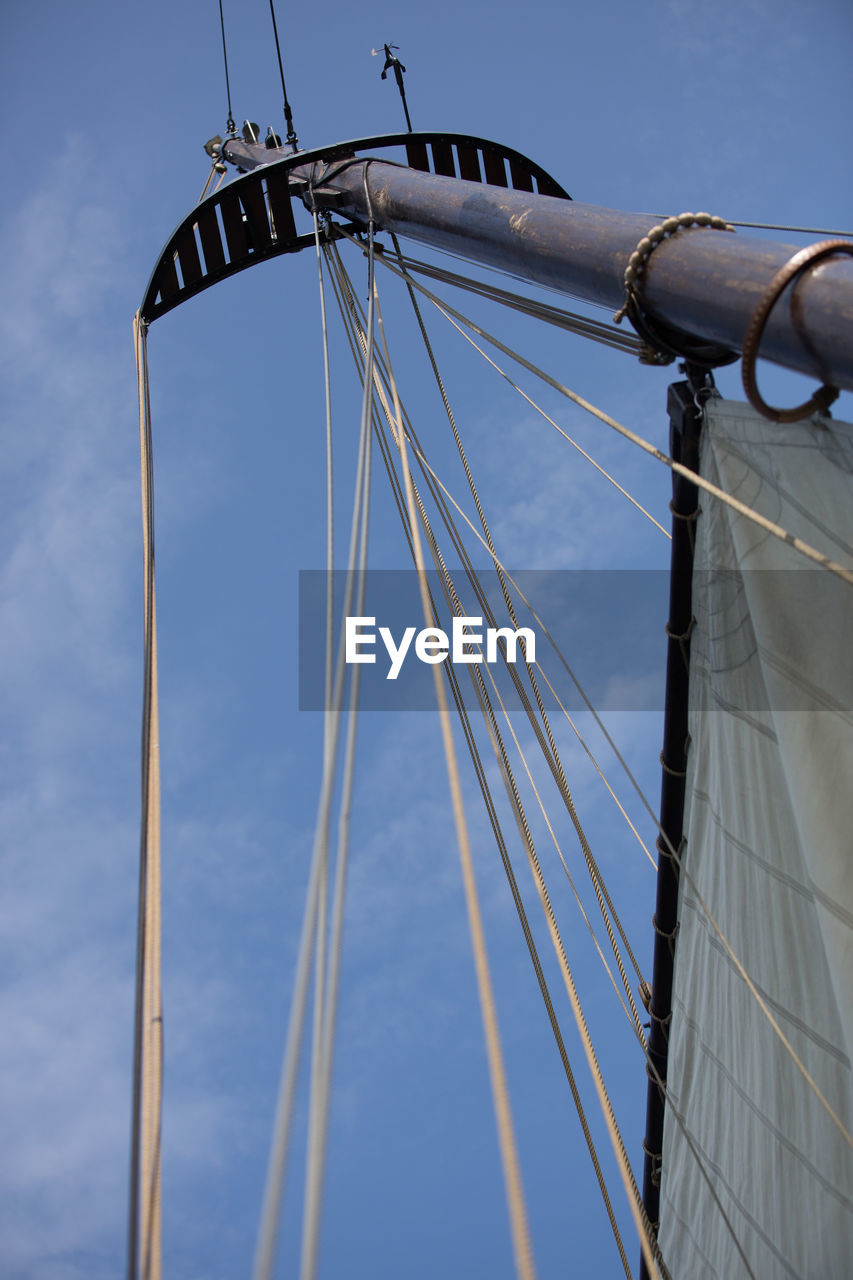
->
[639,378,703,1280]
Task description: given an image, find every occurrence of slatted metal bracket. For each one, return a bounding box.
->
[140,132,570,323]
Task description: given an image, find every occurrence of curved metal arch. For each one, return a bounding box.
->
[140,132,571,323]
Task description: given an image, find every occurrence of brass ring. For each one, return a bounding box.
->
[741,239,853,423]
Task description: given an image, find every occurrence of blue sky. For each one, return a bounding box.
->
[2,1,852,1278]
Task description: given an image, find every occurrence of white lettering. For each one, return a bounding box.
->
[415,628,449,664]
[344,616,537,676]
[345,616,376,663]
[378,626,416,680]
[486,626,536,664]
[452,616,483,663]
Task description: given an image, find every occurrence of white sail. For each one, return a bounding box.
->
[659,400,853,1277]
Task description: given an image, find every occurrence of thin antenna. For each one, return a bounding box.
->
[372,43,413,132]
[268,0,300,151]
[218,0,237,136]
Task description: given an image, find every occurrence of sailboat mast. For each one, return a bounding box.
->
[133,120,853,1280]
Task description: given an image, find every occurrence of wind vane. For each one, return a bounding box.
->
[372,43,413,132]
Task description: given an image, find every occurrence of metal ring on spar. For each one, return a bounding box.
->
[741,239,853,422]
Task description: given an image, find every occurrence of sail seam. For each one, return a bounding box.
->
[672,1000,853,1211]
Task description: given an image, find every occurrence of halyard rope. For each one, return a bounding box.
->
[130,312,164,1280]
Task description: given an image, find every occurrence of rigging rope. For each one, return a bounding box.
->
[127,251,755,1280]
[198,161,220,203]
[482,664,647,1045]
[315,238,540,1269]
[368,244,853,588]
[330,285,635,1271]
[371,399,637,1279]
[358,358,638,1272]
[724,220,852,238]
[369,391,853,1151]
[315,210,335,737]
[267,0,299,149]
[372,279,538,1280]
[364,256,804,1275]
[129,313,163,1280]
[388,252,646,355]
[129,148,853,1277]
[526,663,658,869]
[252,230,375,1280]
[328,242,667,879]
[332,235,853,1154]
[299,221,375,1280]
[388,233,650,1004]
[310,235,777,1278]
[327,245,667,1278]
[328,237,655,1003]
[217,0,236,136]
[339,230,669,541]
[383,264,853,1144]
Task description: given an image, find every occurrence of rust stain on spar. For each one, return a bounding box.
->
[326,160,853,392]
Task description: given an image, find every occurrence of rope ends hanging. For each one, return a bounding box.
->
[128,308,164,1280]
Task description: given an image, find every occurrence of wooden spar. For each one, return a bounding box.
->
[223,138,853,393]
